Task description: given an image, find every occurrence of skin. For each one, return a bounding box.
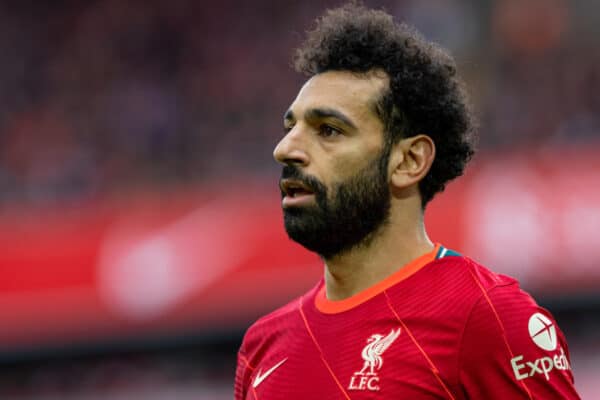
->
[274,70,437,301]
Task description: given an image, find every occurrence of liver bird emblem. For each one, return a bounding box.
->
[358,328,401,375]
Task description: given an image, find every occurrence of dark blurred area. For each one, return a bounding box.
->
[0,0,599,398]
[0,0,301,204]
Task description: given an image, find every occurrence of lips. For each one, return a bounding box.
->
[280,179,315,207]
[280,179,314,198]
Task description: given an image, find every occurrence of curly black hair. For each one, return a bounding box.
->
[294,2,476,207]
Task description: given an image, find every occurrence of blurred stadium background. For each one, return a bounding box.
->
[0,0,599,398]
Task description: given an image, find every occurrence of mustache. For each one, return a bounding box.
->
[280,165,324,192]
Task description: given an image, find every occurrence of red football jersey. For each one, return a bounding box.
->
[235,245,580,399]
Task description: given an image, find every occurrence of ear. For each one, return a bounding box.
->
[389,134,435,190]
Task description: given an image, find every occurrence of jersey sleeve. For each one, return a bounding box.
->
[458,284,580,399]
[234,346,254,400]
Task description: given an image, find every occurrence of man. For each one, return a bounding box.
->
[235,3,580,399]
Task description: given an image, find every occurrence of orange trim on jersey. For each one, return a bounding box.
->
[239,353,258,398]
[384,291,457,400]
[467,268,533,400]
[298,296,351,400]
[315,244,441,314]
[239,353,256,371]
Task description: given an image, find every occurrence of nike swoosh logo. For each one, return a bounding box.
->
[252,357,288,388]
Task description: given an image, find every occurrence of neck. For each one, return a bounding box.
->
[322,199,434,301]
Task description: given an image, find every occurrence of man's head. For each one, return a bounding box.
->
[274,3,475,258]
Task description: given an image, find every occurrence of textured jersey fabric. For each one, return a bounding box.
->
[235,245,580,399]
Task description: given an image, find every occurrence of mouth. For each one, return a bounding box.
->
[281,179,314,197]
[280,179,316,207]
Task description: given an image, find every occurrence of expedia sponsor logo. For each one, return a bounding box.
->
[511,347,571,381]
[510,313,571,381]
[528,313,557,351]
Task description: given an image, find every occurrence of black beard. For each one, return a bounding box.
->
[280,147,391,259]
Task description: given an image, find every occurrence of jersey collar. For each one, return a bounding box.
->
[315,244,447,314]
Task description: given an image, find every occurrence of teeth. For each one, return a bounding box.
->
[288,189,303,198]
[283,181,312,198]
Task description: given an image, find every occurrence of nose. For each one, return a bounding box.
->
[273,128,309,166]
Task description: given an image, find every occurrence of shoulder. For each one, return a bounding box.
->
[451,255,548,340]
[455,258,578,397]
[459,271,560,356]
[436,254,550,348]
[245,296,301,338]
[383,250,521,329]
[431,252,519,291]
[402,252,520,314]
[240,281,320,354]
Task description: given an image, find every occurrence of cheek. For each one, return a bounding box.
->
[330,151,377,181]
[316,136,384,186]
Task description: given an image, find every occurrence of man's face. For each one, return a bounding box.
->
[273,70,391,259]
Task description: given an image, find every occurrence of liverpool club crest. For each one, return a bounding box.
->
[348,328,401,391]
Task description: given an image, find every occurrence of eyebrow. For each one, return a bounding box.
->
[283,107,357,130]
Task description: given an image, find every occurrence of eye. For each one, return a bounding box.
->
[318,124,341,137]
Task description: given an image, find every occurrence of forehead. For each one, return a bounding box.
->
[289,70,388,120]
